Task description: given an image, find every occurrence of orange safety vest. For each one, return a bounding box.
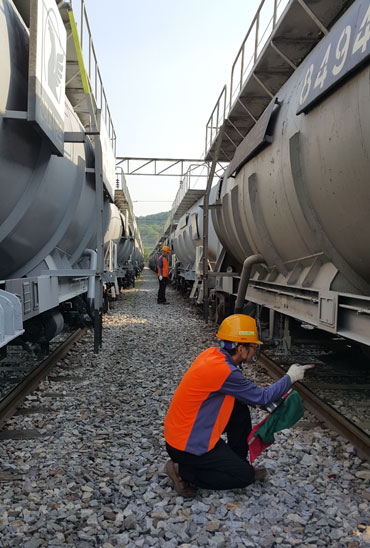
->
[164,348,235,455]
[157,254,168,277]
[165,348,291,455]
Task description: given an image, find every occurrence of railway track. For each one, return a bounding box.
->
[0,272,368,546]
[259,352,370,463]
[0,328,85,430]
[1,322,368,464]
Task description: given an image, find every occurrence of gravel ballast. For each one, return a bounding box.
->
[0,268,369,547]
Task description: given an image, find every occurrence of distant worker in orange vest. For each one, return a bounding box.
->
[157,245,170,304]
[164,314,313,497]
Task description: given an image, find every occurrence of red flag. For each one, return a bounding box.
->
[248,417,273,464]
[247,391,304,463]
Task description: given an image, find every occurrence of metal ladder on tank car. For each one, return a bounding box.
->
[190,246,213,304]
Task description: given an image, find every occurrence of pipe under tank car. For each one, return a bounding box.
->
[211,0,370,346]
[0,0,119,349]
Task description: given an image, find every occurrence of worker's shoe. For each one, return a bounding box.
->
[166,460,196,498]
[254,467,268,482]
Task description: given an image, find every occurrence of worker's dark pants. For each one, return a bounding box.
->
[157,277,167,303]
[166,400,255,490]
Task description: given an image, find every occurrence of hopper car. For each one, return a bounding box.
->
[0,0,143,354]
[152,0,370,350]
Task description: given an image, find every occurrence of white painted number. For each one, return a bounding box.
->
[352,5,370,55]
[332,25,351,76]
[300,5,370,109]
[314,44,331,89]
[299,64,314,105]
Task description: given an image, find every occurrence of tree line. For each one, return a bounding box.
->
[136,211,170,262]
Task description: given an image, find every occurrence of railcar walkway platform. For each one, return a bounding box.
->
[206,0,353,162]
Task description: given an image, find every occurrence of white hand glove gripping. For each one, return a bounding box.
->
[159,275,163,281]
[287,363,315,384]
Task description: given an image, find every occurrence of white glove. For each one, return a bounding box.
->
[287,363,314,384]
[159,275,163,281]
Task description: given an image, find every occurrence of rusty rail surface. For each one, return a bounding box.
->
[259,353,370,463]
[0,329,85,429]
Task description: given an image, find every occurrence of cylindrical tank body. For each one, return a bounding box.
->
[148,248,159,272]
[214,29,370,295]
[172,186,219,267]
[0,0,104,279]
[117,220,134,266]
[104,204,123,250]
[133,239,144,270]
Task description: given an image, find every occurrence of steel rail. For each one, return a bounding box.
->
[0,329,85,429]
[259,353,370,463]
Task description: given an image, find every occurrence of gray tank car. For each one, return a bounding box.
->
[118,226,144,288]
[104,204,124,253]
[152,0,370,348]
[172,186,221,289]
[103,205,143,292]
[150,186,221,300]
[0,0,141,351]
[0,3,101,279]
[210,0,370,346]
[133,238,145,276]
[117,217,134,269]
[149,248,159,274]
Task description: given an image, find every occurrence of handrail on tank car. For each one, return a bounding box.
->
[115,168,141,243]
[205,0,289,157]
[170,163,210,217]
[68,0,116,155]
[230,0,278,110]
[205,86,227,156]
[115,168,135,218]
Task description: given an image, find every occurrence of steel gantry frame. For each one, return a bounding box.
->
[116,157,226,178]
[115,156,227,230]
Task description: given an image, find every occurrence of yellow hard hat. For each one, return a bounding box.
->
[162,245,170,253]
[216,314,263,344]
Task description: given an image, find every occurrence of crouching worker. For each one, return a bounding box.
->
[164,314,312,497]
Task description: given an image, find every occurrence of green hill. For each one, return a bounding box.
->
[137,211,170,260]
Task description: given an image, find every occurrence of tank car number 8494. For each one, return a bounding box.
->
[297,0,370,114]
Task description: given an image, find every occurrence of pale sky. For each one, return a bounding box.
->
[82,0,278,216]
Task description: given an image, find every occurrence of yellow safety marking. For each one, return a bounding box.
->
[68,10,91,94]
[239,331,255,335]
